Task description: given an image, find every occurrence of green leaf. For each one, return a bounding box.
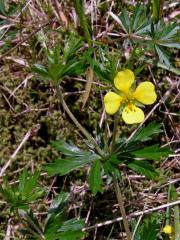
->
[88,160,103,195]
[156,22,179,40]
[119,8,130,33]
[63,34,83,62]
[19,209,44,239]
[31,64,51,80]
[130,4,144,31]
[57,219,85,240]
[152,0,161,23]
[60,60,86,78]
[158,41,180,49]
[130,4,151,35]
[132,144,172,160]
[129,121,162,143]
[19,169,40,195]
[0,171,43,210]
[155,45,171,67]
[51,140,100,159]
[128,161,158,179]
[170,186,180,240]
[74,0,91,45]
[139,214,161,240]
[45,141,100,176]
[58,218,85,232]
[0,0,6,15]
[44,192,69,237]
[45,157,92,176]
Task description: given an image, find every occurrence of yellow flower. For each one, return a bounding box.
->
[163,225,174,234]
[104,69,157,124]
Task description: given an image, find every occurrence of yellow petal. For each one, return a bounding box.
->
[134,81,157,105]
[104,92,122,115]
[114,69,135,93]
[122,104,144,124]
[163,225,174,234]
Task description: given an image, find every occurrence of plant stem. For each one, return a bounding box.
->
[111,114,132,240]
[113,176,132,240]
[111,112,119,152]
[56,86,104,157]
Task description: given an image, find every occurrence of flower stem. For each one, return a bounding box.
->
[56,86,104,157]
[113,176,132,240]
[111,112,119,151]
[111,114,132,240]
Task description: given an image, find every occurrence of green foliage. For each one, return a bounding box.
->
[0,169,43,210]
[168,185,180,240]
[45,122,171,196]
[0,0,18,17]
[88,160,103,195]
[45,140,101,176]
[32,34,86,84]
[114,4,180,68]
[127,161,159,179]
[86,48,117,83]
[19,192,85,240]
[152,0,161,23]
[119,4,151,35]
[133,214,162,240]
[132,144,172,160]
[129,121,162,143]
[110,122,171,179]
[74,0,91,45]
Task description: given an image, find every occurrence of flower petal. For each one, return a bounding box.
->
[134,81,157,105]
[163,225,174,234]
[122,104,144,124]
[104,92,122,115]
[114,69,135,93]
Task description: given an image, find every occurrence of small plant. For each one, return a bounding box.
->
[0,0,179,239]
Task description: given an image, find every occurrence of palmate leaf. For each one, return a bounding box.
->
[128,161,158,179]
[88,160,103,195]
[132,144,172,161]
[45,141,100,176]
[0,0,6,15]
[115,4,151,35]
[31,64,51,80]
[0,170,43,210]
[63,34,83,62]
[139,214,161,240]
[45,157,93,176]
[155,45,171,67]
[85,48,116,83]
[152,0,161,23]
[119,8,130,33]
[74,0,91,45]
[58,218,85,237]
[129,121,162,143]
[44,192,70,238]
[155,22,179,41]
[19,209,44,239]
[131,4,151,34]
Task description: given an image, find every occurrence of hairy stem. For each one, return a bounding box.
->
[113,176,132,240]
[111,114,132,240]
[56,86,104,157]
[111,112,119,151]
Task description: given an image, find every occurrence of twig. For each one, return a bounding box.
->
[4,218,12,240]
[113,176,132,240]
[82,200,180,232]
[0,124,40,178]
[56,87,104,157]
[0,18,55,61]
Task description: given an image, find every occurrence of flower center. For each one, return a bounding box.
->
[121,91,135,105]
